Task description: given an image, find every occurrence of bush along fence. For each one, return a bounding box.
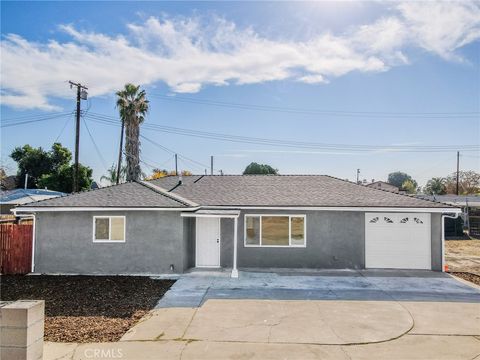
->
[0,224,33,274]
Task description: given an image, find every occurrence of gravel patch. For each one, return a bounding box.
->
[450,272,480,286]
[0,275,174,342]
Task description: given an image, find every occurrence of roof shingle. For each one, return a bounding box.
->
[22,181,188,208]
[150,175,453,208]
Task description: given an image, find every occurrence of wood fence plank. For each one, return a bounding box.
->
[0,224,33,274]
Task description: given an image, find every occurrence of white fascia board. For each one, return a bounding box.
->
[13,207,199,213]
[181,213,239,218]
[200,206,461,213]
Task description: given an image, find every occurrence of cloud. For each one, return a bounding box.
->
[1,2,479,110]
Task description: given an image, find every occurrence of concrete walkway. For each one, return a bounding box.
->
[43,271,480,359]
[45,299,480,359]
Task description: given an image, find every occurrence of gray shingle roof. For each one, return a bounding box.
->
[149,175,453,208]
[20,175,456,209]
[22,181,188,208]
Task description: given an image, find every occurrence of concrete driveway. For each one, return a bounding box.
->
[44,270,480,360]
[157,269,480,307]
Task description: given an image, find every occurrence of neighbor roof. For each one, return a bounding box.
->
[149,175,451,208]
[21,181,189,208]
[1,189,65,205]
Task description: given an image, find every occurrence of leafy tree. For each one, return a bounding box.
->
[146,169,192,180]
[10,143,71,188]
[101,163,126,185]
[243,162,278,175]
[401,179,417,194]
[387,171,417,189]
[424,177,447,195]
[38,164,93,193]
[445,170,480,194]
[116,84,149,182]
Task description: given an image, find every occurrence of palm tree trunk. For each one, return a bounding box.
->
[125,115,141,181]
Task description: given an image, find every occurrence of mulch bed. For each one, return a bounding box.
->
[0,275,174,343]
[450,272,480,286]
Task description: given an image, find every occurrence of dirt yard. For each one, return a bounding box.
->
[0,275,174,342]
[445,239,480,285]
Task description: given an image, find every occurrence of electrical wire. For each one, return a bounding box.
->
[1,112,74,128]
[54,114,73,143]
[84,112,480,153]
[148,93,480,119]
[81,117,109,172]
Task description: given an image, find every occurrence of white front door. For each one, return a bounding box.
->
[196,217,220,267]
[365,213,431,270]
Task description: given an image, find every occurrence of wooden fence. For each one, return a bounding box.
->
[0,224,33,274]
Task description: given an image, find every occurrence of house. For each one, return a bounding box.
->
[416,194,480,237]
[12,175,460,277]
[1,188,65,216]
[365,181,400,193]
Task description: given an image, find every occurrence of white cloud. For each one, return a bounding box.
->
[1,1,479,110]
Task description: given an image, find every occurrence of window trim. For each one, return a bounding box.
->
[92,216,126,243]
[244,214,306,248]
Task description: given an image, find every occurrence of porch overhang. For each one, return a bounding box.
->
[181,209,240,218]
[182,209,240,279]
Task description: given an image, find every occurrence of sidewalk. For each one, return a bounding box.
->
[44,299,480,360]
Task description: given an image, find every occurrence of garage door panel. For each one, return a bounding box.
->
[365,213,431,270]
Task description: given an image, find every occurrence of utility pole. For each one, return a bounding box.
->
[24,173,28,190]
[175,154,178,176]
[116,120,124,185]
[456,151,460,195]
[210,156,214,175]
[356,169,360,184]
[69,81,88,192]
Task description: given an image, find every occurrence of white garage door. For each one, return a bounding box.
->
[365,213,431,270]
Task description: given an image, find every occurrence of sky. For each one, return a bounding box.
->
[1,1,479,187]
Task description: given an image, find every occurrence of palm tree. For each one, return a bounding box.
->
[424,177,447,195]
[116,84,149,182]
[101,163,126,185]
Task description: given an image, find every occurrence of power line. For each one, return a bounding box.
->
[54,114,73,143]
[148,94,480,119]
[81,117,109,172]
[84,112,480,153]
[1,112,74,128]
[2,111,72,123]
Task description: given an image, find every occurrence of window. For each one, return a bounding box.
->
[93,216,126,242]
[244,215,306,247]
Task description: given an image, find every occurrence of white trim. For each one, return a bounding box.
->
[14,207,197,213]
[202,206,461,213]
[31,214,36,272]
[93,216,126,243]
[232,217,239,278]
[244,214,307,248]
[442,213,459,272]
[13,206,459,214]
[182,209,240,218]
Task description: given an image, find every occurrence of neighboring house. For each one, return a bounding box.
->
[0,175,17,191]
[1,189,65,216]
[365,181,400,193]
[13,175,460,277]
[417,194,480,237]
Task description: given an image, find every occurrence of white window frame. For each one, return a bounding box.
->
[244,214,306,248]
[93,216,126,243]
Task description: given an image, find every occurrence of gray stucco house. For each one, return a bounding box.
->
[13,175,460,277]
